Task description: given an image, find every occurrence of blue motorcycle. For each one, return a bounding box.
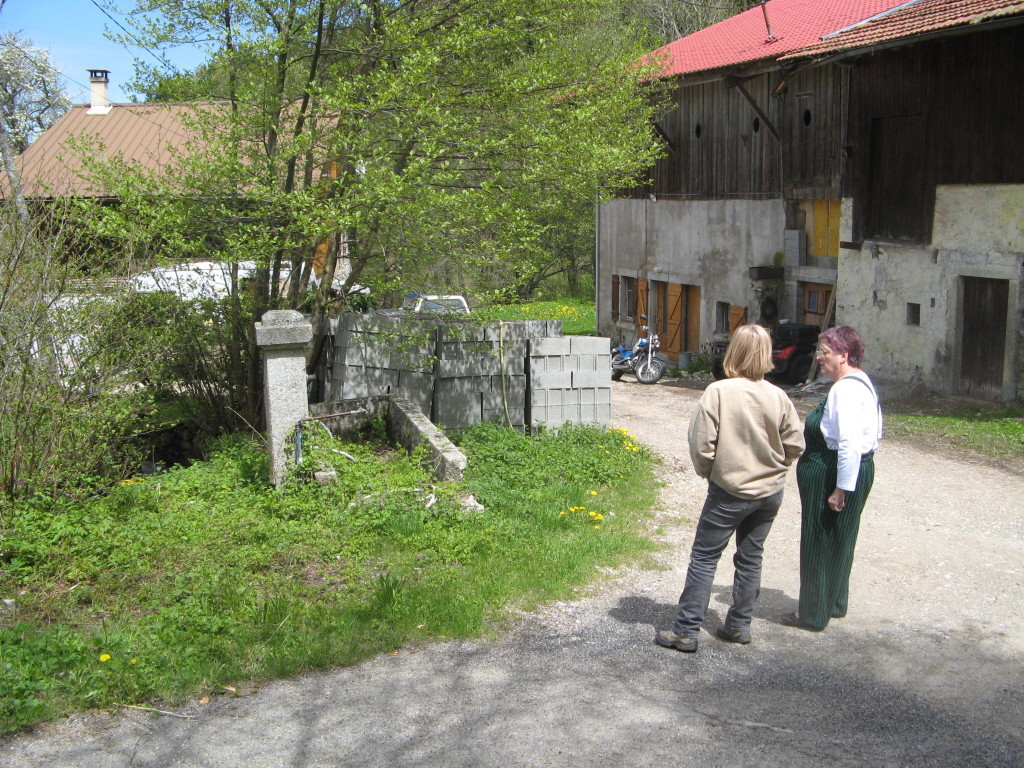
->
[611,315,666,384]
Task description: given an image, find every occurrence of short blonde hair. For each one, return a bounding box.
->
[723,324,773,380]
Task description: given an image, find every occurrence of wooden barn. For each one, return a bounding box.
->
[599,0,1024,400]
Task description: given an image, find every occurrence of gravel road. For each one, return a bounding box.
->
[3,379,1023,768]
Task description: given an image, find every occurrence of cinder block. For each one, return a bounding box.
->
[399,370,434,390]
[491,373,527,396]
[596,388,612,405]
[441,340,493,359]
[580,404,595,423]
[547,320,564,337]
[401,388,432,416]
[595,403,612,424]
[563,354,580,371]
[539,356,564,373]
[575,354,599,372]
[436,376,491,396]
[569,335,610,355]
[391,344,436,372]
[530,370,573,389]
[341,377,370,399]
[559,389,581,405]
[365,368,400,394]
[363,347,389,368]
[435,393,483,428]
[572,370,610,389]
[530,337,572,356]
[580,388,595,405]
[438,357,501,377]
[482,389,526,410]
[440,324,486,343]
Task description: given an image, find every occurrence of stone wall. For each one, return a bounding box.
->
[314,314,611,430]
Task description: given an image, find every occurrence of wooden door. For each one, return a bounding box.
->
[802,283,833,327]
[960,277,1008,400]
[664,283,683,358]
[685,284,701,352]
[650,280,678,358]
[636,279,649,329]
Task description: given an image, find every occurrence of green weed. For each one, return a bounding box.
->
[0,423,657,734]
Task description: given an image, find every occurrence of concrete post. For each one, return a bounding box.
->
[255,310,313,486]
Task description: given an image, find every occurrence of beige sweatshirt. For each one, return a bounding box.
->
[688,377,805,499]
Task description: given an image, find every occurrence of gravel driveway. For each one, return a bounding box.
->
[3,379,1023,767]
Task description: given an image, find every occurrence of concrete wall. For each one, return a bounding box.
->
[315,315,611,430]
[837,184,1024,399]
[597,197,787,349]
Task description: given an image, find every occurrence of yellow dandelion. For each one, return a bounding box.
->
[594,525,601,529]
[130,659,137,665]
[99,654,111,663]
[590,490,598,496]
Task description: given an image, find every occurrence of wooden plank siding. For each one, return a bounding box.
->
[846,25,1024,244]
[630,65,847,202]
[631,73,785,199]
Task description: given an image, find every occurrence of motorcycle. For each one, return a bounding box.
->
[711,322,820,384]
[611,315,667,384]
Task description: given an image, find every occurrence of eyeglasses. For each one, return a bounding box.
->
[816,346,835,357]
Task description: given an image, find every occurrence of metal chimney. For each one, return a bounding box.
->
[87,69,112,115]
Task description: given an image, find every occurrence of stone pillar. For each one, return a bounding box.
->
[255,310,313,486]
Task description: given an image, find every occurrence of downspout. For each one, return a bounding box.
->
[593,190,601,333]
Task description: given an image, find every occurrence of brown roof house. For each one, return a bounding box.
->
[2,70,202,200]
[599,0,1024,401]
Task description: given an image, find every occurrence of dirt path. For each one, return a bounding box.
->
[3,380,1023,767]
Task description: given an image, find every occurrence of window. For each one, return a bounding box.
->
[622,276,637,321]
[715,301,730,334]
[611,275,620,322]
[906,302,921,326]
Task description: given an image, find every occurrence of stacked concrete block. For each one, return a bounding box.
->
[314,315,607,435]
[430,322,538,430]
[529,335,611,429]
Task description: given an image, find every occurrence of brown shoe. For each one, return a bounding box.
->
[716,626,751,644]
[655,629,698,652]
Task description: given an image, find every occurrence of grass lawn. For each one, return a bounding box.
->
[473,298,596,336]
[0,420,657,734]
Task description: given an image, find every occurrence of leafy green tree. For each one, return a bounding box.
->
[79,0,665,429]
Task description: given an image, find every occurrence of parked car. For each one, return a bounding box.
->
[711,322,820,384]
[374,293,470,317]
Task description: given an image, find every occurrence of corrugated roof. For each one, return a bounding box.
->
[781,0,1024,60]
[647,0,917,78]
[2,102,212,198]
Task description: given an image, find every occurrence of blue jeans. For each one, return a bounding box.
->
[672,482,783,637]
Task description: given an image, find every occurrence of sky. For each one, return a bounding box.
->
[0,0,207,104]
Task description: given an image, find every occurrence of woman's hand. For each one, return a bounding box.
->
[828,488,846,512]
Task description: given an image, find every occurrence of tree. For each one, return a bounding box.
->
[77,0,666,430]
[622,0,753,45]
[0,33,70,223]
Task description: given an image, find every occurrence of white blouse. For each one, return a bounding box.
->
[820,371,882,491]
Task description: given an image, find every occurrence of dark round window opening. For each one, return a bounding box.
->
[695,123,702,138]
[753,117,761,134]
[803,109,812,127]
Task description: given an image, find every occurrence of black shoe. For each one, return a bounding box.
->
[780,612,824,632]
[716,626,751,644]
[655,629,698,653]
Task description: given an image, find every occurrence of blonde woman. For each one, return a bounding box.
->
[657,325,804,653]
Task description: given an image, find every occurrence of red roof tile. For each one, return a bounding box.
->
[648,0,918,78]
[781,0,1024,60]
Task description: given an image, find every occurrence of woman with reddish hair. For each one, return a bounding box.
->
[785,326,882,631]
